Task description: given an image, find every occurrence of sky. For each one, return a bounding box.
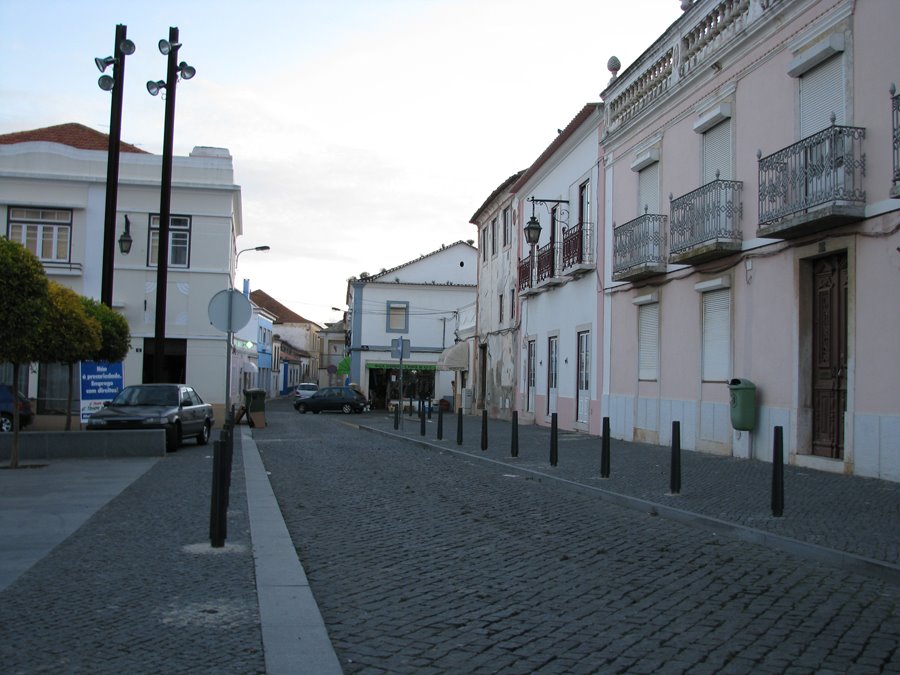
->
[0,0,683,327]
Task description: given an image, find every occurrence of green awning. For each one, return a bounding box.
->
[365,362,436,370]
[336,357,351,375]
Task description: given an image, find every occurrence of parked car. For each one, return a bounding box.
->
[0,385,34,432]
[86,383,214,452]
[293,383,319,399]
[293,386,369,414]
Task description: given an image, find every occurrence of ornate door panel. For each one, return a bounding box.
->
[811,253,847,458]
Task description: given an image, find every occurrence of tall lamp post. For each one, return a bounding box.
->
[147,27,195,383]
[225,246,270,417]
[95,24,135,307]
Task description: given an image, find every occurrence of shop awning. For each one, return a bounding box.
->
[337,356,351,375]
[437,341,469,370]
[365,362,436,370]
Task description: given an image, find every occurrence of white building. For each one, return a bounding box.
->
[346,241,477,410]
[0,123,243,414]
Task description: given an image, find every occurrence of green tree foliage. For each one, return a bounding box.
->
[81,297,131,363]
[0,239,51,467]
[43,282,102,430]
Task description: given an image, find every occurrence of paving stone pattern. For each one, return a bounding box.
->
[258,405,900,674]
[0,442,265,674]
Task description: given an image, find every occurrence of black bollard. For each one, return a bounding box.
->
[437,406,443,440]
[481,410,488,450]
[772,425,784,517]
[670,420,681,495]
[210,439,223,547]
[550,412,558,466]
[601,416,611,478]
[420,403,426,436]
[408,396,413,417]
[394,403,399,430]
[457,408,463,445]
[511,410,519,458]
[428,400,432,420]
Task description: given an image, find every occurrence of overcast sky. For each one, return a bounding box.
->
[1,0,683,326]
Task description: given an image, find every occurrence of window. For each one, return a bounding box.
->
[481,226,488,262]
[800,55,845,136]
[702,289,731,381]
[703,119,732,182]
[149,215,191,268]
[490,218,497,256]
[638,303,659,381]
[510,288,515,320]
[576,331,590,423]
[7,208,72,262]
[502,207,511,247]
[578,180,590,225]
[548,336,558,390]
[638,163,659,214]
[386,301,409,333]
[498,293,504,323]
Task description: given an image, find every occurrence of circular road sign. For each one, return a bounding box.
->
[208,289,252,332]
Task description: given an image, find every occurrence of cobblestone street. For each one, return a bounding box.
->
[257,404,900,674]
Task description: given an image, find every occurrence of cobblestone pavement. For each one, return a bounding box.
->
[258,401,900,674]
[0,441,266,674]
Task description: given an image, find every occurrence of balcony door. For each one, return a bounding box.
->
[547,336,558,415]
[576,331,590,424]
[800,55,846,205]
[526,340,536,413]
[811,252,847,459]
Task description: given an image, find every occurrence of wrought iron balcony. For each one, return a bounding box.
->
[536,241,561,285]
[669,176,742,265]
[561,222,594,276]
[518,255,533,292]
[612,211,667,281]
[758,120,866,238]
[892,83,900,198]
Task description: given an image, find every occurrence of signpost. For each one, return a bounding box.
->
[208,289,253,417]
[391,338,410,429]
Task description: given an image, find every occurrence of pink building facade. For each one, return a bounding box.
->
[600,0,900,480]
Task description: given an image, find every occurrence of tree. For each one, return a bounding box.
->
[0,239,51,468]
[42,282,102,430]
[81,297,131,363]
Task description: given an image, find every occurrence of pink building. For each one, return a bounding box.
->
[600,0,900,480]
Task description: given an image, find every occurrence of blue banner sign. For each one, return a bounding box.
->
[80,360,124,422]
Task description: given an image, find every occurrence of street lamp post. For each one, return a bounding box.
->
[96,24,135,307]
[225,246,270,418]
[147,27,195,383]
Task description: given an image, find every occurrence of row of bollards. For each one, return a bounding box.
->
[402,408,787,518]
[209,407,235,548]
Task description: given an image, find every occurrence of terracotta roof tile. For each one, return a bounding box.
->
[249,289,320,328]
[0,122,149,154]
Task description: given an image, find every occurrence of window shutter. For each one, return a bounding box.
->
[800,55,845,136]
[638,162,659,214]
[702,119,732,182]
[638,303,659,380]
[702,289,730,381]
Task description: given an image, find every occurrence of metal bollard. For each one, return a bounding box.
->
[772,425,784,517]
[670,420,681,495]
[408,396,413,417]
[601,416,611,478]
[420,404,426,436]
[481,410,488,450]
[457,408,463,445]
[394,403,399,430]
[210,439,223,547]
[437,406,443,440]
[427,400,432,420]
[511,410,519,458]
[550,412,558,466]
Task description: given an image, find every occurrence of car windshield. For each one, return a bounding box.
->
[112,386,178,407]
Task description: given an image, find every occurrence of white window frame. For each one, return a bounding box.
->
[149,215,191,268]
[7,207,72,263]
[638,302,659,381]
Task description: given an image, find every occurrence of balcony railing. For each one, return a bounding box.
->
[613,211,667,281]
[758,121,866,237]
[561,222,594,273]
[518,255,533,291]
[536,241,557,282]
[669,177,742,264]
[892,83,900,196]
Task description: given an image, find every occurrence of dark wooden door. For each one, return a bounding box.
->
[811,252,847,458]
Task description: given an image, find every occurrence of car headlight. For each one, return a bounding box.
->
[142,417,167,425]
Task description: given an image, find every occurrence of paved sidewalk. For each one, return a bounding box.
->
[358,410,900,584]
[0,425,340,674]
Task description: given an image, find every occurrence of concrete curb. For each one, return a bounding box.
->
[358,423,900,586]
[240,426,343,675]
[0,430,166,460]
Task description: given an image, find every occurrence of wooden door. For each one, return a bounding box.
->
[811,252,847,458]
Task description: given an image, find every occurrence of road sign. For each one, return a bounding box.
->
[391,338,410,359]
[208,289,252,333]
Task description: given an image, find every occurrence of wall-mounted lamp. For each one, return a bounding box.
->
[118,215,133,255]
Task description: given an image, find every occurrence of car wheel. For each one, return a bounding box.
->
[341,403,352,414]
[297,403,308,414]
[0,413,12,432]
[166,423,181,453]
[197,421,211,446]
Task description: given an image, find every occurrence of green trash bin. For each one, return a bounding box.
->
[728,378,756,431]
[243,388,266,428]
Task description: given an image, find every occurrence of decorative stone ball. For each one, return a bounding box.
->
[607,56,621,77]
